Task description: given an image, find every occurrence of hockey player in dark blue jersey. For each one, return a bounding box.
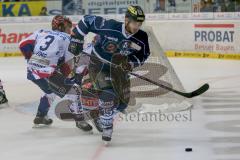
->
[68,5,150,143]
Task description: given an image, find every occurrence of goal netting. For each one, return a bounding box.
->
[126,25,192,114]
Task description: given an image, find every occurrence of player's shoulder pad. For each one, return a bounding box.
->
[62,34,71,42]
[83,15,96,26]
[105,19,122,29]
[52,30,71,41]
[91,15,122,30]
[60,32,71,39]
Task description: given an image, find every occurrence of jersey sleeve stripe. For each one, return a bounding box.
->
[19,39,35,48]
[78,21,89,35]
[76,25,87,36]
[81,19,88,28]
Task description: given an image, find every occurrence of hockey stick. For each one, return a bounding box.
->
[81,52,209,98]
[129,72,209,98]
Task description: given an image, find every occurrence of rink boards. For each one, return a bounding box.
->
[0,13,240,60]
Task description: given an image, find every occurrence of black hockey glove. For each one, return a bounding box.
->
[68,35,84,56]
[112,54,133,72]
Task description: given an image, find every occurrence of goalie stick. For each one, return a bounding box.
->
[82,52,209,98]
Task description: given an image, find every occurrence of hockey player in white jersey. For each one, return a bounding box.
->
[19,15,73,126]
[18,15,94,132]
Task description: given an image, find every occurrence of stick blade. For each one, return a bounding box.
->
[189,83,209,98]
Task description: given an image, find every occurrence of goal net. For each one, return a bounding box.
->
[126,25,192,114]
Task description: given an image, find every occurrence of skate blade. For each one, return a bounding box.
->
[32,124,52,129]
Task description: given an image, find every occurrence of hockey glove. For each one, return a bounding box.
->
[112,54,133,72]
[68,35,84,56]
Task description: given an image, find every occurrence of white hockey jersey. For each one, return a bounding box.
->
[19,29,74,79]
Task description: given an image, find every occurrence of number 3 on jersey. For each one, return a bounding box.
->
[40,35,55,51]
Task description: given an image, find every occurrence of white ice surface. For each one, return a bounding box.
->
[0,57,240,160]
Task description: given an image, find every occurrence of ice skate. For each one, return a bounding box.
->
[33,116,53,128]
[91,118,103,132]
[76,121,93,133]
[102,127,113,145]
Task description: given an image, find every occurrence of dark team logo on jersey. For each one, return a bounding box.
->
[103,41,118,53]
[121,40,131,49]
[120,40,137,55]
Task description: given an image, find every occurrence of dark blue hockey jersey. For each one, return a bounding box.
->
[73,15,150,68]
